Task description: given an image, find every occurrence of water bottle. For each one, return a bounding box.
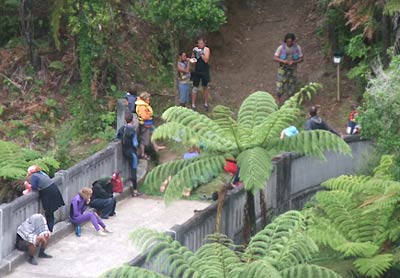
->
[76,225,81,237]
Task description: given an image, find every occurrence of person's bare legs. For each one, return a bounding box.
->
[203,86,209,107]
[27,243,38,265]
[192,86,198,109]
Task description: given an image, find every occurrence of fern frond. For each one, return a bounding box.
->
[159,106,236,151]
[353,254,393,278]
[245,211,318,269]
[251,108,300,147]
[143,158,195,192]
[238,260,283,278]
[102,265,169,278]
[280,82,322,109]
[163,155,226,203]
[321,175,372,193]
[237,147,273,193]
[237,91,278,129]
[307,216,348,249]
[0,140,30,179]
[28,156,60,174]
[373,155,396,180]
[280,264,343,278]
[335,242,379,258]
[211,105,238,144]
[194,243,243,278]
[275,130,351,160]
[129,228,197,277]
[362,181,400,211]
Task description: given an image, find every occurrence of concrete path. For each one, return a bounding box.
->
[5,196,209,278]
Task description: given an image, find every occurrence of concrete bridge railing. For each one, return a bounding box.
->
[0,140,134,266]
[132,136,373,270]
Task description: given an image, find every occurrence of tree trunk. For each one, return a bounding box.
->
[215,183,228,234]
[381,14,391,67]
[243,191,257,244]
[392,12,400,55]
[20,0,41,70]
[259,189,267,228]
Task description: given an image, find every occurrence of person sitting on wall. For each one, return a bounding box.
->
[89,176,117,219]
[16,214,52,265]
[70,187,112,236]
[304,106,341,137]
[23,165,65,232]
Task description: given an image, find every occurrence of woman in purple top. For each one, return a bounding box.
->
[24,165,65,232]
[70,187,112,236]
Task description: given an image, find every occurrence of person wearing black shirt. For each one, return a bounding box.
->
[89,177,116,219]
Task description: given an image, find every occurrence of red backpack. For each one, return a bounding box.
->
[111,171,123,193]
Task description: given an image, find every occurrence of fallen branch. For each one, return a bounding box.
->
[0,73,26,94]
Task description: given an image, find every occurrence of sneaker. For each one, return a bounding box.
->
[191,105,196,111]
[103,228,113,233]
[28,256,38,265]
[109,212,116,217]
[204,104,209,111]
[97,230,107,236]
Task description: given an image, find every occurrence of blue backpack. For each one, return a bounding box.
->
[279,43,300,61]
[125,93,137,113]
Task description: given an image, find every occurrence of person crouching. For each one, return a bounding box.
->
[16,214,52,265]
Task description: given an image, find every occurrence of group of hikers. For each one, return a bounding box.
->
[177,33,359,133]
[14,32,361,267]
[18,166,125,265]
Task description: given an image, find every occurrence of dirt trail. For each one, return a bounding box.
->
[205,0,356,131]
[209,0,319,108]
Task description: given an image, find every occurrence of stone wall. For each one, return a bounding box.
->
[0,141,133,262]
[131,137,373,270]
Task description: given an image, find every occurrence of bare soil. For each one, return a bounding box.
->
[196,0,359,133]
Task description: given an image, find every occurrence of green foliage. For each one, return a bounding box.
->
[359,57,400,175]
[308,155,400,277]
[0,0,20,46]
[103,211,343,278]
[145,84,351,202]
[137,0,226,38]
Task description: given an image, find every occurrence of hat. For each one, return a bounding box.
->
[139,92,151,99]
[284,126,299,137]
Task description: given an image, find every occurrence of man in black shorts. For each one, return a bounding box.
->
[191,37,211,111]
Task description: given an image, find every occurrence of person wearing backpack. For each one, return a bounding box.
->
[125,88,139,132]
[116,113,142,197]
[273,33,304,104]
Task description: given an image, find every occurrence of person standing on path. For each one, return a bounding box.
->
[273,33,304,104]
[191,37,211,111]
[177,52,191,107]
[16,214,52,265]
[304,106,341,137]
[116,113,141,197]
[23,165,65,232]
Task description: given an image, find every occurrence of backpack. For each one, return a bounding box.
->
[125,93,137,113]
[111,171,123,193]
[279,43,300,61]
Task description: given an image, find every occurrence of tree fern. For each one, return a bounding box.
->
[308,154,400,276]
[104,211,343,278]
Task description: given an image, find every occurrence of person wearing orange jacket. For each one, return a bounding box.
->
[135,92,165,159]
